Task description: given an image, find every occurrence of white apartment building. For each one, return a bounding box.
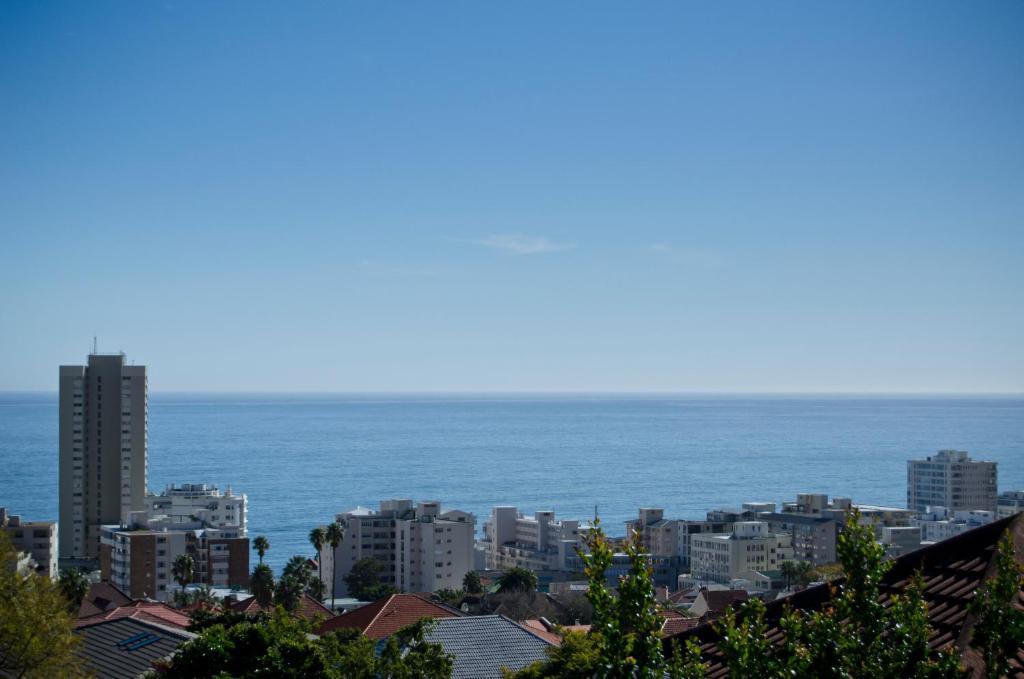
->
[482,506,583,572]
[0,507,57,579]
[913,506,996,543]
[325,500,475,597]
[145,483,248,534]
[690,522,793,584]
[625,508,736,572]
[996,491,1024,519]
[907,450,998,513]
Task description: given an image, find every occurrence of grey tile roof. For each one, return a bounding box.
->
[76,617,195,678]
[423,614,555,679]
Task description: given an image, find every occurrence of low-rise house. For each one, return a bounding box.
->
[421,614,555,679]
[75,600,192,630]
[689,587,749,619]
[229,592,334,622]
[316,592,462,638]
[0,506,57,579]
[75,617,195,679]
[78,582,133,619]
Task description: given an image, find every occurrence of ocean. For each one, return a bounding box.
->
[1,393,1021,573]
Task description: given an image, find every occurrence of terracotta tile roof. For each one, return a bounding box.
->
[661,609,701,636]
[521,619,566,645]
[316,592,462,639]
[697,588,748,616]
[664,514,1024,678]
[78,582,133,619]
[228,593,335,622]
[76,600,192,630]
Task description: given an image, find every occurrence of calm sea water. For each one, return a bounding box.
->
[1,393,1022,573]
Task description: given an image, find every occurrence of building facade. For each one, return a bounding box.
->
[145,483,247,533]
[59,352,148,563]
[689,521,793,584]
[0,507,57,579]
[326,500,475,597]
[625,508,734,573]
[482,506,583,572]
[996,491,1024,519]
[100,523,249,601]
[907,450,998,513]
[913,507,996,542]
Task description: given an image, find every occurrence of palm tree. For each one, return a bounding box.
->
[309,526,326,583]
[325,522,344,605]
[57,568,90,613]
[253,535,270,565]
[250,563,275,608]
[171,553,195,597]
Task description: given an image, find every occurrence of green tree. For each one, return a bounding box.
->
[435,588,464,606]
[250,563,275,609]
[156,607,452,678]
[325,522,344,603]
[715,508,965,679]
[497,567,539,594]
[463,570,483,594]
[344,557,397,601]
[172,553,195,594]
[253,535,270,565]
[509,520,704,678]
[57,567,90,613]
[0,533,87,678]
[968,533,1024,679]
[309,526,326,592]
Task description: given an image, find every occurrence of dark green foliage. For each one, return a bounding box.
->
[157,608,452,678]
[497,567,539,594]
[57,567,89,613]
[253,535,270,565]
[435,587,464,606]
[325,522,344,603]
[463,570,483,594]
[172,553,195,591]
[968,533,1024,679]
[250,562,274,608]
[715,509,967,679]
[780,560,815,590]
[344,557,398,601]
[188,608,269,632]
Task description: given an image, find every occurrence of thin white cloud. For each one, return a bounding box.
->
[459,234,576,255]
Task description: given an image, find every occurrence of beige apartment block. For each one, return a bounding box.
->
[907,450,998,513]
[482,506,583,572]
[690,521,793,584]
[59,352,148,563]
[1,507,57,579]
[324,499,475,598]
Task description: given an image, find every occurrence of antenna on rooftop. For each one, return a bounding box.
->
[93,336,97,354]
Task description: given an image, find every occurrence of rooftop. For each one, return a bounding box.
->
[316,592,462,639]
[423,615,555,679]
[75,617,194,679]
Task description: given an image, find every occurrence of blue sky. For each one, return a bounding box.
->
[1,2,1022,392]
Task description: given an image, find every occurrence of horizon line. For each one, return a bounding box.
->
[2,389,1023,397]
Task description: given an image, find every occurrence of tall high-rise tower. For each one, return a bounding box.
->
[59,352,148,563]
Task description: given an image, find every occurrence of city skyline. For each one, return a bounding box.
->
[2,2,1023,392]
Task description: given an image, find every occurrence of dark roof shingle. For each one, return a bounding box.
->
[424,614,555,679]
[75,617,194,679]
